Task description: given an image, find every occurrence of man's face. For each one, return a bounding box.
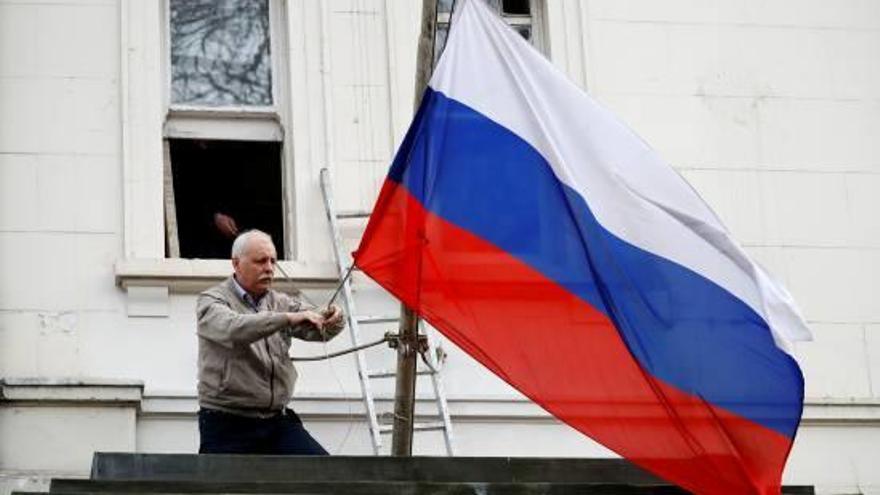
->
[232,236,277,296]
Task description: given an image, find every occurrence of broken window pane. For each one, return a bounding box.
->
[170,0,273,107]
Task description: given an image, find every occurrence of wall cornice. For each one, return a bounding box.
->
[0,378,144,406]
[4,380,877,426]
[137,391,880,425]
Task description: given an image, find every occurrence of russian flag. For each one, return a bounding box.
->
[354,0,811,493]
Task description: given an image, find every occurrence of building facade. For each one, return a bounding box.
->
[1,0,878,493]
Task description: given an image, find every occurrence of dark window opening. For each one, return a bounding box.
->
[168,139,285,259]
[502,0,530,15]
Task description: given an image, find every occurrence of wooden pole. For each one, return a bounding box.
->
[391,0,438,457]
[412,0,438,109]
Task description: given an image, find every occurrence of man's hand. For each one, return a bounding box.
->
[213,212,240,239]
[286,310,326,330]
[322,305,343,326]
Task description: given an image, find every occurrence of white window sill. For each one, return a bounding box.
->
[164,108,283,141]
[114,258,339,295]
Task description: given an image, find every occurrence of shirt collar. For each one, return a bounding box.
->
[231,275,264,309]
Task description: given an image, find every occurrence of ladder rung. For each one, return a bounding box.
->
[368,370,396,379]
[357,315,399,324]
[368,369,434,379]
[414,422,448,432]
[378,422,448,434]
[337,210,371,219]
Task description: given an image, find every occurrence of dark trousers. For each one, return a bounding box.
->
[198,408,328,455]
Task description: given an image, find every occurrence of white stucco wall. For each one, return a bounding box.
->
[1,0,878,494]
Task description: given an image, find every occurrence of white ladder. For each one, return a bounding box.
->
[319,167,455,455]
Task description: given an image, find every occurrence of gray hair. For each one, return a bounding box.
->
[231,230,274,259]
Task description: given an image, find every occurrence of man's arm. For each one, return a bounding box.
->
[197,293,326,347]
[279,293,345,342]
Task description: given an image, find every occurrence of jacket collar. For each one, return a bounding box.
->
[224,276,267,312]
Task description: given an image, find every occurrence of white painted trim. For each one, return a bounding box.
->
[161,0,170,110]
[5,380,876,426]
[136,392,880,425]
[120,0,166,259]
[316,0,336,255]
[528,0,547,55]
[114,258,339,293]
[540,0,589,92]
[274,0,297,260]
[279,0,339,263]
[0,378,144,405]
[163,114,284,142]
[576,0,595,92]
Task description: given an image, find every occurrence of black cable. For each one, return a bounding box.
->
[290,334,393,362]
[418,346,439,374]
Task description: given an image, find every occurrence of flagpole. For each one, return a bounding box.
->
[391,0,438,457]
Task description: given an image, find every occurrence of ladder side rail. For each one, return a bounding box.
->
[420,321,456,455]
[319,168,383,454]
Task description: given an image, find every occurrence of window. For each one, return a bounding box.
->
[435,0,545,64]
[168,139,284,259]
[116,0,337,292]
[163,0,290,260]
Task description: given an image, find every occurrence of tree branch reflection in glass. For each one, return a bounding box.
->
[170,0,273,107]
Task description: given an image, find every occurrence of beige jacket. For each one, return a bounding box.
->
[196,277,344,417]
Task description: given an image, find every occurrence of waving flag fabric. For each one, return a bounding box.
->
[354,0,810,493]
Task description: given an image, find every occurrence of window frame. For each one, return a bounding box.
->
[117,0,337,295]
[160,0,295,260]
[164,0,282,115]
[436,0,546,54]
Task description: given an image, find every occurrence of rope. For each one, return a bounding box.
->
[274,260,355,310]
[290,334,393,362]
[275,261,373,362]
[326,263,356,308]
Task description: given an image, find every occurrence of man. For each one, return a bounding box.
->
[196,229,345,454]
